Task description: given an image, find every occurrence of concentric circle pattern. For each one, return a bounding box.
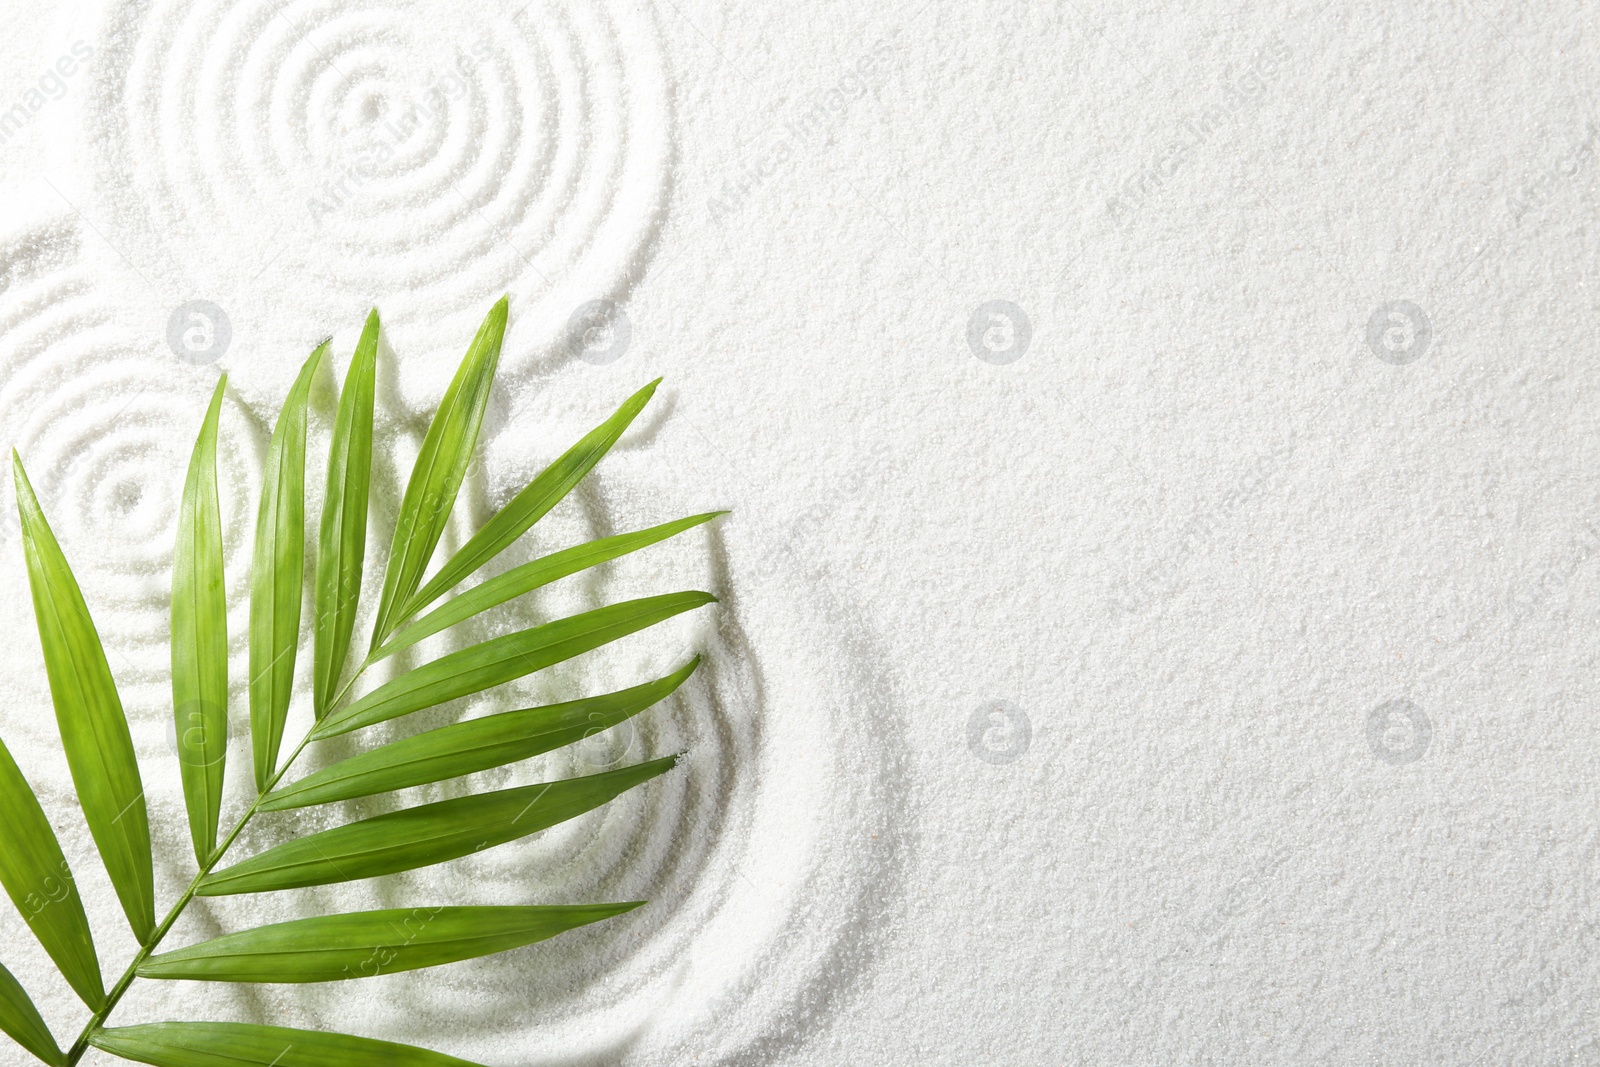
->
[87,0,670,397]
[0,213,260,745]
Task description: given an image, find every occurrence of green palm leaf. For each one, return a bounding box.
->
[373,514,724,662]
[315,591,713,738]
[313,311,379,719]
[196,756,679,895]
[3,303,715,1065]
[397,378,661,622]
[0,961,63,1066]
[90,1023,485,1067]
[0,735,102,1010]
[369,298,507,649]
[259,659,697,811]
[12,453,154,941]
[250,345,325,786]
[137,903,641,983]
[172,379,230,862]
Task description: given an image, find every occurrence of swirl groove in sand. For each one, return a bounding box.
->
[0,213,261,764]
[86,0,671,394]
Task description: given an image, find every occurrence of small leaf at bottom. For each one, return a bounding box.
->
[0,960,63,1065]
[90,1022,485,1067]
[0,735,102,1009]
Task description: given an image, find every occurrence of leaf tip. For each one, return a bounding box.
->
[659,656,702,695]
[483,295,510,333]
[623,377,663,410]
[10,450,35,505]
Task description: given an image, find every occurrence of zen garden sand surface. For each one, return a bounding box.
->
[2,0,1600,1063]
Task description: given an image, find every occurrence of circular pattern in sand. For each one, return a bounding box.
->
[0,214,260,722]
[85,0,671,394]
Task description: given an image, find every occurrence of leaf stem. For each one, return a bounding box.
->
[62,686,348,1063]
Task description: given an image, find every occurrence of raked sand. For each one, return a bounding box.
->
[2,0,1600,1063]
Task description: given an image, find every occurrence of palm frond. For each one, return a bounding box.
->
[0,300,720,1066]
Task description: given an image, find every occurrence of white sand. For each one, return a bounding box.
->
[2,0,1599,1063]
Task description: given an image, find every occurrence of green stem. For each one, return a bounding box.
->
[62,663,367,1064]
